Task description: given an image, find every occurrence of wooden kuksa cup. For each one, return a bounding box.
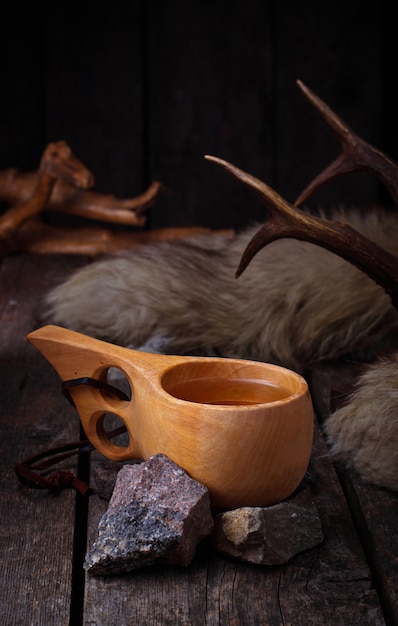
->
[27,325,314,510]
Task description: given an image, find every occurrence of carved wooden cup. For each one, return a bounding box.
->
[27,325,314,510]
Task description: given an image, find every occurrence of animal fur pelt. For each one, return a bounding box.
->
[41,206,398,492]
[325,351,398,492]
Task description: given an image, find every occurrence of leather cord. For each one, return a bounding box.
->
[14,376,129,496]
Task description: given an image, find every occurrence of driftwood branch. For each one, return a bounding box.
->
[0,141,94,241]
[0,141,166,256]
[15,220,234,256]
[0,170,163,226]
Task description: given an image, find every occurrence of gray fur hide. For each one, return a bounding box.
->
[42,207,398,492]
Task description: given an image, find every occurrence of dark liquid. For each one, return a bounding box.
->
[166,378,291,405]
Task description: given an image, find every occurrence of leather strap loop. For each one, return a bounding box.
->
[62,375,130,406]
[14,377,129,496]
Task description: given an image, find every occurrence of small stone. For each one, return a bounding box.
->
[212,488,323,565]
[84,454,214,575]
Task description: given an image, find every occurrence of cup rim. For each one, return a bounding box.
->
[159,357,308,408]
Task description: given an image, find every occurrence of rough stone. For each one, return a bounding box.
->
[84,454,214,575]
[212,488,323,565]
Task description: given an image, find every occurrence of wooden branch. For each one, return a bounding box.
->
[0,141,94,240]
[0,169,164,226]
[0,173,55,240]
[12,220,235,256]
[0,141,165,256]
[294,80,398,208]
[205,155,398,309]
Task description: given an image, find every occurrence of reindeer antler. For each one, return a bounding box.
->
[205,81,398,310]
[205,155,398,309]
[294,80,398,207]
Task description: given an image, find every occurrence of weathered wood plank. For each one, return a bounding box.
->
[310,361,398,625]
[0,5,44,172]
[146,0,276,230]
[350,483,398,625]
[275,0,383,210]
[147,0,386,230]
[42,4,146,202]
[0,254,87,626]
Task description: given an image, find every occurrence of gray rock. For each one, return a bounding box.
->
[84,454,214,575]
[212,488,323,565]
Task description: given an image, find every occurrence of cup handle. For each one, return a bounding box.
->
[26,324,147,461]
[62,375,138,461]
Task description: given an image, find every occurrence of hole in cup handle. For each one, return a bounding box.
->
[90,411,137,462]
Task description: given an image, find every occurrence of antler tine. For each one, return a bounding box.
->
[205,154,398,309]
[294,80,398,208]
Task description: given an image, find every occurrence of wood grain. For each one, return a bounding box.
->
[0,254,86,625]
[311,361,398,625]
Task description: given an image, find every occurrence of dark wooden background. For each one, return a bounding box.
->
[0,0,397,231]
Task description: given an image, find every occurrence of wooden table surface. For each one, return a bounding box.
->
[1,253,397,626]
